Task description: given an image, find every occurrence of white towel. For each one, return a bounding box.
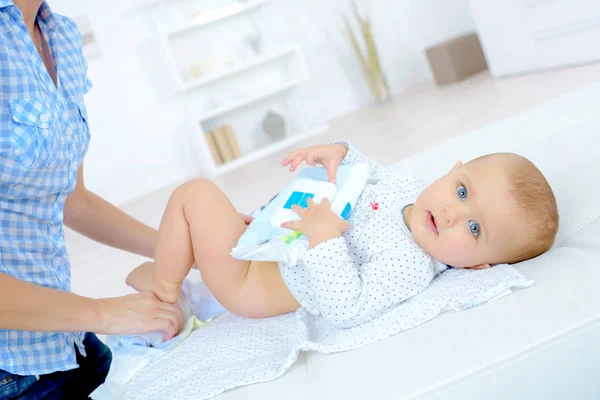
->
[95,265,532,400]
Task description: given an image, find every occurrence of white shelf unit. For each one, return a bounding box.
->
[144,0,328,176]
[197,77,304,122]
[163,0,271,38]
[176,46,298,94]
[209,124,328,175]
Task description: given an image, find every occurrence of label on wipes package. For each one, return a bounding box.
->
[269,180,338,227]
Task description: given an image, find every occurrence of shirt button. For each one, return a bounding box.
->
[53,258,61,267]
[50,225,60,234]
[40,113,49,123]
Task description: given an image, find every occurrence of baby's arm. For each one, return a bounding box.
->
[335,140,391,181]
[282,141,391,184]
[301,238,434,328]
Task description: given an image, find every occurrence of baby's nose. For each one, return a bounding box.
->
[444,206,460,226]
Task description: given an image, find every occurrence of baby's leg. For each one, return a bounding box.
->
[150,179,299,317]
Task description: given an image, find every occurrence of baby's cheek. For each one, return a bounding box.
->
[441,234,474,262]
[453,235,475,253]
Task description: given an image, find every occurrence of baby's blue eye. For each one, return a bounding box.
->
[469,220,480,237]
[457,185,468,200]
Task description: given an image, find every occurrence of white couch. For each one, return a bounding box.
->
[216,82,600,399]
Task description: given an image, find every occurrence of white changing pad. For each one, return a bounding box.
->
[106,265,532,400]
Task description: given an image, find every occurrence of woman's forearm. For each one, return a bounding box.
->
[0,271,104,332]
[65,188,158,259]
[63,164,157,259]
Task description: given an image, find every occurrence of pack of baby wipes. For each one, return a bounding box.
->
[231,163,370,264]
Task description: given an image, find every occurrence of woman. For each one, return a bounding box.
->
[0,1,191,398]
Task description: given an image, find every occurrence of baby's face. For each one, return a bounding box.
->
[406,157,526,269]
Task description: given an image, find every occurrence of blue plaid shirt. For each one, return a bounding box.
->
[0,1,92,375]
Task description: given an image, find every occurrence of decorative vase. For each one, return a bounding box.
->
[370,70,391,103]
[262,111,286,142]
[344,1,391,104]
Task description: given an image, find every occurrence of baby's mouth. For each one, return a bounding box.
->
[426,210,439,235]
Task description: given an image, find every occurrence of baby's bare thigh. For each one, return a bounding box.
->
[235,261,300,318]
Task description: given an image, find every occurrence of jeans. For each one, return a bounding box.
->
[0,333,112,399]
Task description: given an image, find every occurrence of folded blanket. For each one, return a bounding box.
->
[92,265,532,400]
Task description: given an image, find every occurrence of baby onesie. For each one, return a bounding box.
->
[279,141,447,328]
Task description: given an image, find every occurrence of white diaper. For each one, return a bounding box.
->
[91,280,225,400]
[138,279,226,347]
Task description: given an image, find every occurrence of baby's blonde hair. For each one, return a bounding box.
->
[473,153,559,264]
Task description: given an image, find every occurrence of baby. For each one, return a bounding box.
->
[126,141,559,329]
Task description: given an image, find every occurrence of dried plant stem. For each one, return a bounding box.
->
[344,0,390,103]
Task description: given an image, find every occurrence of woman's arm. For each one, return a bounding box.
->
[64,164,158,258]
[0,272,182,338]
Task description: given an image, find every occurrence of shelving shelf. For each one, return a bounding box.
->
[164,0,270,37]
[213,124,329,175]
[176,47,297,94]
[196,77,306,122]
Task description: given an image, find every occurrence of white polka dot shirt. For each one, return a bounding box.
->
[279,141,447,328]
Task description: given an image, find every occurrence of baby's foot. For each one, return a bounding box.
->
[126,262,181,304]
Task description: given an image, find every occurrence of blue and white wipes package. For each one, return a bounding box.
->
[231,163,370,264]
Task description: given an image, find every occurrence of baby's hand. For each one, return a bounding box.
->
[281,197,350,248]
[282,144,348,183]
[126,262,181,304]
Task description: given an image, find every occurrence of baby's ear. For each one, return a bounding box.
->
[467,263,491,270]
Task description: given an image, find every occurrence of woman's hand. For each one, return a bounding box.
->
[280,197,350,248]
[282,144,348,183]
[126,261,181,304]
[96,292,183,340]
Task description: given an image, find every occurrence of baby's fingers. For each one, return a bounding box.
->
[314,197,331,208]
[289,151,307,172]
[280,220,300,230]
[325,159,340,183]
[282,149,304,166]
[291,204,306,216]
